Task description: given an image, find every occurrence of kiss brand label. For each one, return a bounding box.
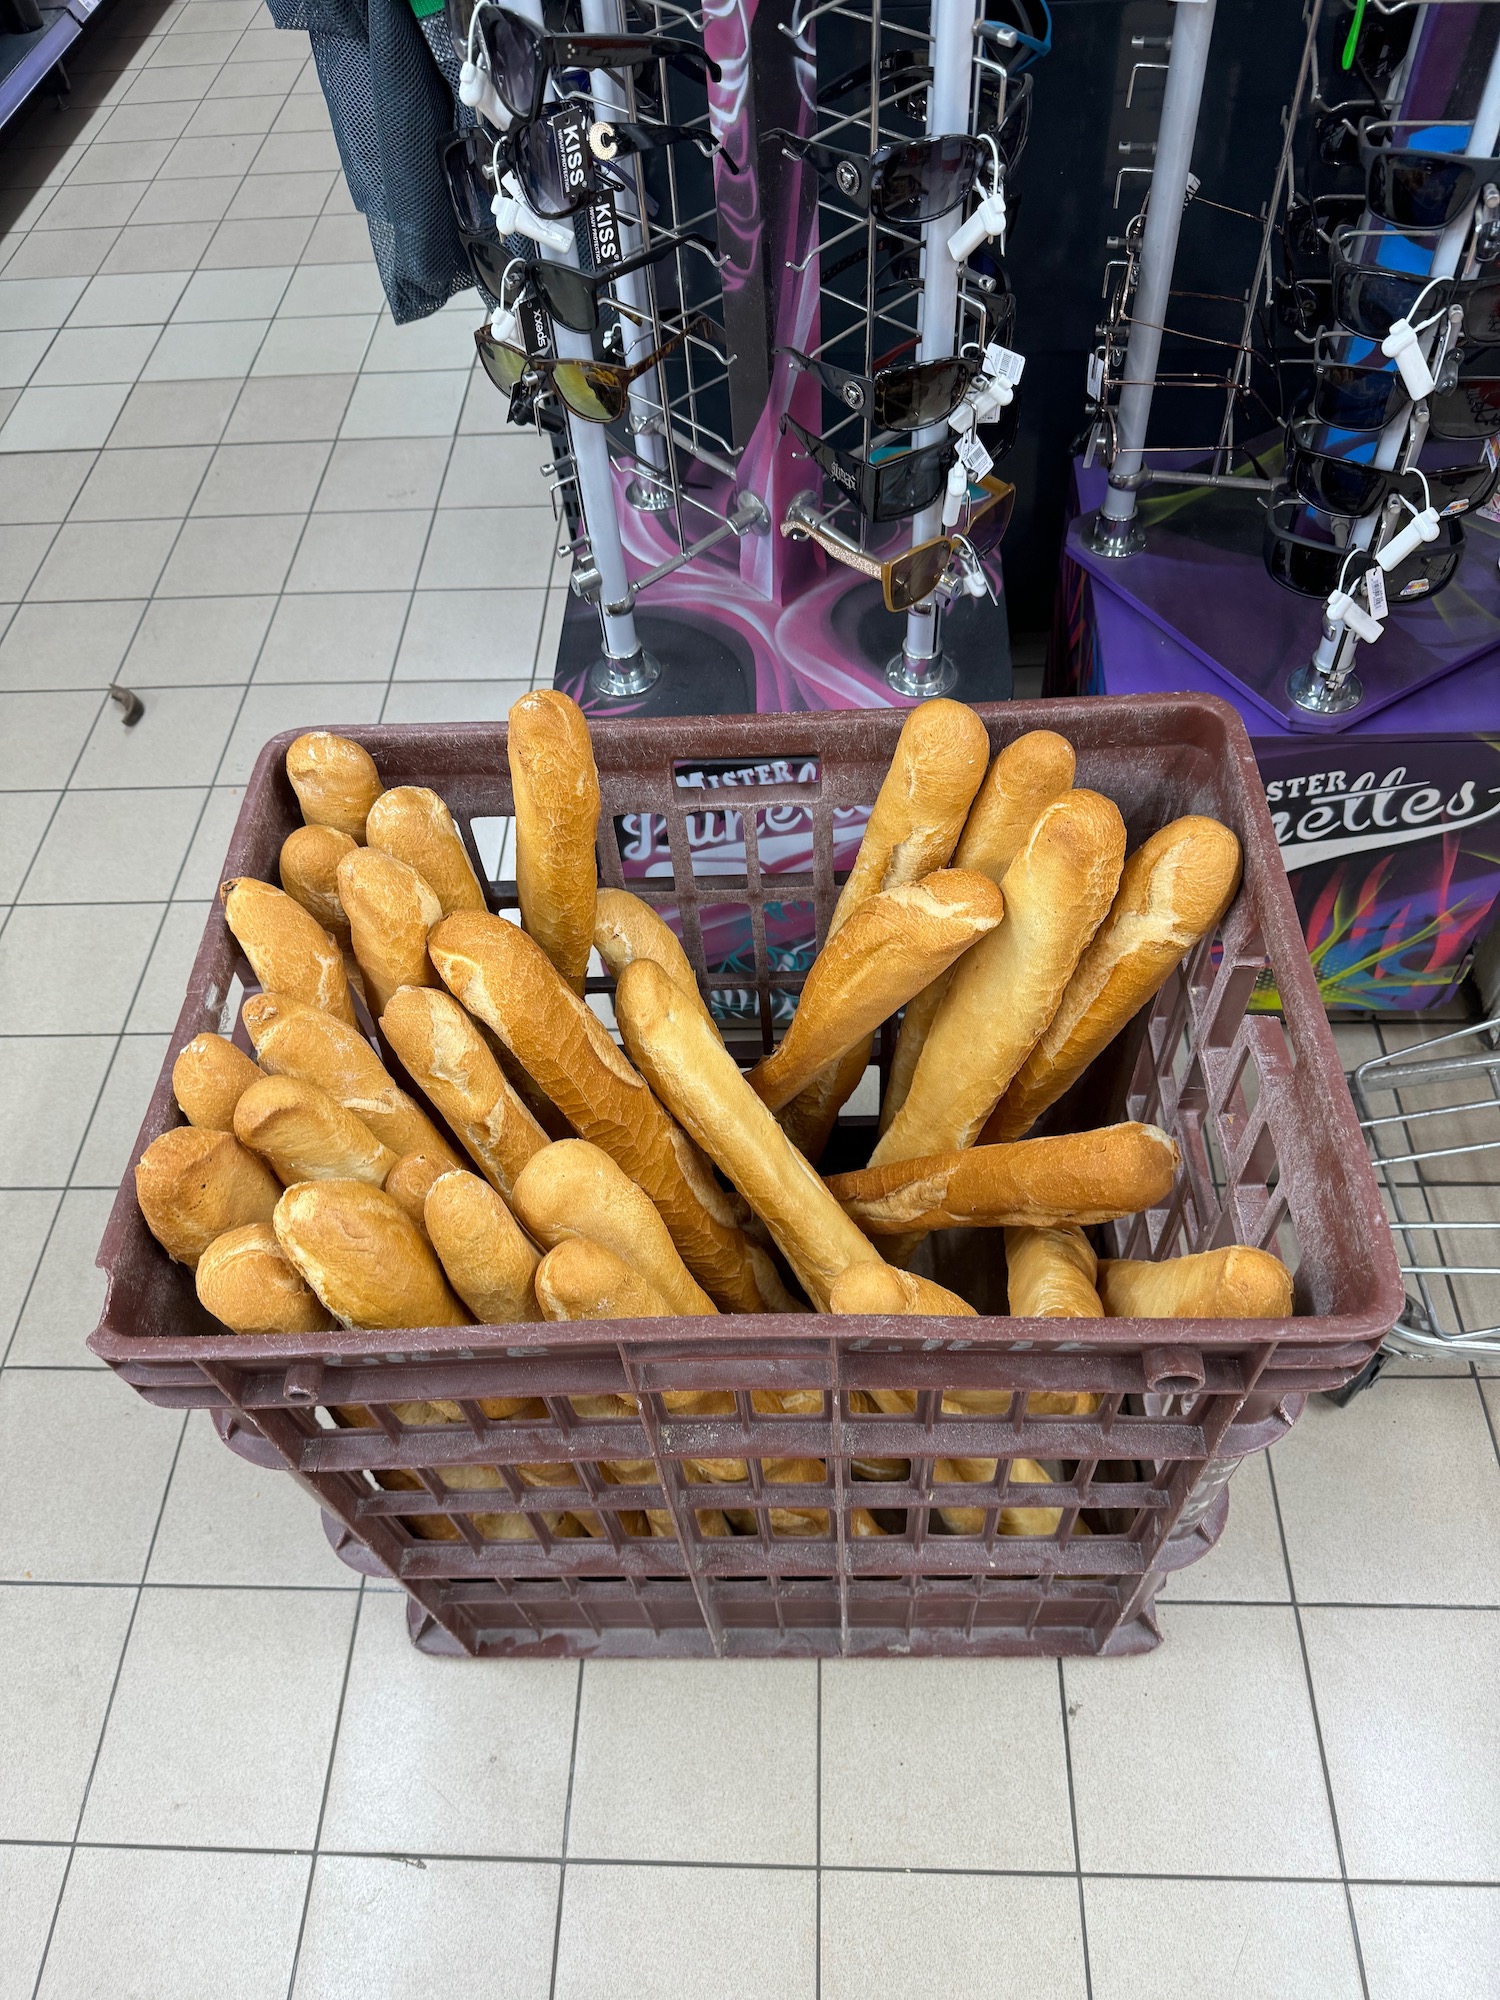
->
[584,193,623,272]
[551,105,594,198]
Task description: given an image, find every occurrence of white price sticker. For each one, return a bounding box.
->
[957,433,994,480]
[982,342,1026,387]
[1087,352,1105,400]
[1485,434,1499,471]
[1364,566,1388,620]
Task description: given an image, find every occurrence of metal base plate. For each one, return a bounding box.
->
[1286,661,1364,715]
[884,648,959,700]
[588,646,662,699]
[1086,509,1147,559]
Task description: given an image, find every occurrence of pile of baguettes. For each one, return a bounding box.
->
[131,693,1294,1545]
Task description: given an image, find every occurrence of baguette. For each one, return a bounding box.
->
[615,957,883,1311]
[195,1221,335,1334]
[512,1139,716,1316]
[172,1032,263,1132]
[273,1180,468,1329]
[870,788,1126,1166]
[336,847,443,1018]
[507,689,600,993]
[379,984,547,1201]
[593,888,712,1023]
[285,731,382,841]
[233,1074,396,1187]
[365,785,488,916]
[828,1265,977,1316]
[279,824,355,943]
[1004,1225,1104,1318]
[935,1457,1064,1538]
[424,1169,541,1322]
[430,912,790,1313]
[240,991,458,1164]
[384,1151,450,1227]
[776,1038,870,1166]
[747,870,1004,1112]
[1097,1244,1294,1319]
[826,1121,1179,1234]
[221,877,354,1024]
[135,1126,282,1269]
[535,1236,673,1321]
[987,816,1244,1141]
[884,730,1076,1133]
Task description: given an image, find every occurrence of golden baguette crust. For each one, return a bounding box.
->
[173,1033,263,1132]
[430,912,788,1313]
[884,730,1076,1133]
[195,1222,334,1334]
[828,1264,976,1316]
[871,788,1126,1165]
[286,731,382,841]
[279,824,354,942]
[987,816,1244,1141]
[241,991,458,1165]
[615,957,882,1311]
[507,689,599,993]
[512,1138,716,1317]
[379,984,547,1200]
[425,1169,541,1322]
[221,877,354,1024]
[273,1179,468,1329]
[135,1125,282,1269]
[384,1151,450,1226]
[336,847,442,1018]
[777,1037,870,1165]
[1098,1245,1293,1319]
[827,1122,1179,1234]
[748,870,1005,1112]
[593,888,712,1022]
[234,1074,396,1187]
[365,785,487,916]
[535,1237,673,1321]
[1004,1224,1104,1318]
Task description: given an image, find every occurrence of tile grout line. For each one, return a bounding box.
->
[546,1659,586,2000]
[280,1577,367,2000]
[1264,1453,1372,2000]
[1055,1657,1094,2000]
[26,1406,189,2000]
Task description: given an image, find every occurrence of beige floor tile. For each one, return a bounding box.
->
[0,1584,133,1839]
[132,174,240,227]
[417,506,557,592]
[321,1592,575,1853]
[38,1846,308,2000]
[0,688,103,785]
[218,680,385,785]
[553,1863,815,2000]
[0,1844,69,2000]
[0,789,56,894]
[35,179,147,229]
[29,322,157,386]
[279,260,386,317]
[250,310,375,376]
[141,315,267,380]
[213,59,304,98]
[1066,1604,1340,1877]
[1,227,118,279]
[226,169,336,221]
[1352,1883,1500,2000]
[1303,1606,1500,1880]
[821,1656,1074,1871]
[252,129,340,175]
[156,511,303,596]
[175,782,246,896]
[0,380,132,451]
[146,1409,359,1588]
[567,1660,817,1864]
[438,430,553,509]
[71,1031,173,1186]
[5,1185,116,1365]
[159,131,262,181]
[91,98,195,144]
[0,325,53,385]
[301,213,372,263]
[172,262,291,320]
[822,1872,1085,2000]
[0,900,163,1033]
[125,898,210,1029]
[191,438,329,515]
[108,374,238,446]
[340,367,467,439]
[21,786,205,900]
[223,370,354,441]
[381,677,530,722]
[69,267,189,324]
[70,682,240,786]
[364,305,478,373]
[82,1585,357,1846]
[0,448,93,522]
[0,522,50,597]
[285,508,429,593]
[70,443,212,520]
[314,435,448,512]
[1273,1378,1500,1603]
[1084,1878,1361,2000]
[184,94,286,139]
[0,1036,117,1186]
[295,1855,557,2000]
[0,275,90,330]
[0,1187,60,1352]
[254,590,407,682]
[99,218,217,273]
[392,587,547,681]
[121,593,274,684]
[29,517,177,599]
[122,61,225,103]
[201,214,314,269]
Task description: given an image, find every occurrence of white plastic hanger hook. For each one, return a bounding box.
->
[947,134,1007,263]
[1376,492,1441,573]
[492,172,573,253]
[941,456,968,530]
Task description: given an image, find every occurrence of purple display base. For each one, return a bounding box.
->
[1067,464,1500,736]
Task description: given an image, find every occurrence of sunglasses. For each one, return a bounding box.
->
[781,476,1015,612]
[475,313,718,424]
[1285,417,1500,519]
[1328,229,1447,341]
[1429,356,1500,440]
[780,412,955,521]
[1282,192,1366,274]
[498,109,733,223]
[769,129,984,225]
[1359,121,1499,232]
[1280,351,1411,432]
[778,345,979,431]
[450,2,719,126]
[820,235,1018,345]
[1263,494,1464,602]
[1275,274,1334,337]
[464,228,721,333]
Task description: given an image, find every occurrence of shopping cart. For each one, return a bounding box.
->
[1333,1015,1500,1401]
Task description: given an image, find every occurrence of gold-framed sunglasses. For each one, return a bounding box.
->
[779,475,1015,612]
[474,313,720,425]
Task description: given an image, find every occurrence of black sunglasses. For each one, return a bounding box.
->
[1280,350,1411,433]
[778,345,979,431]
[1285,417,1500,519]
[1263,493,1464,602]
[464,228,721,333]
[1359,120,1500,232]
[768,130,984,225]
[453,2,719,125]
[1429,354,1500,440]
[780,412,956,522]
[1282,192,1365,275]
[1274,274,1333,338]
[1328,229,1448,342]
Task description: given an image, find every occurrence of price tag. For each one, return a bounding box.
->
[957,432,994,480]
[1364,566,1388,620]
[1086,352,1105,400]
[519,295,552,358]
[982,342,1026,387]
[1485,434,1499,471]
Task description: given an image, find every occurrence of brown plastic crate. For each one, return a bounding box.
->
[90,697,1402,1660]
